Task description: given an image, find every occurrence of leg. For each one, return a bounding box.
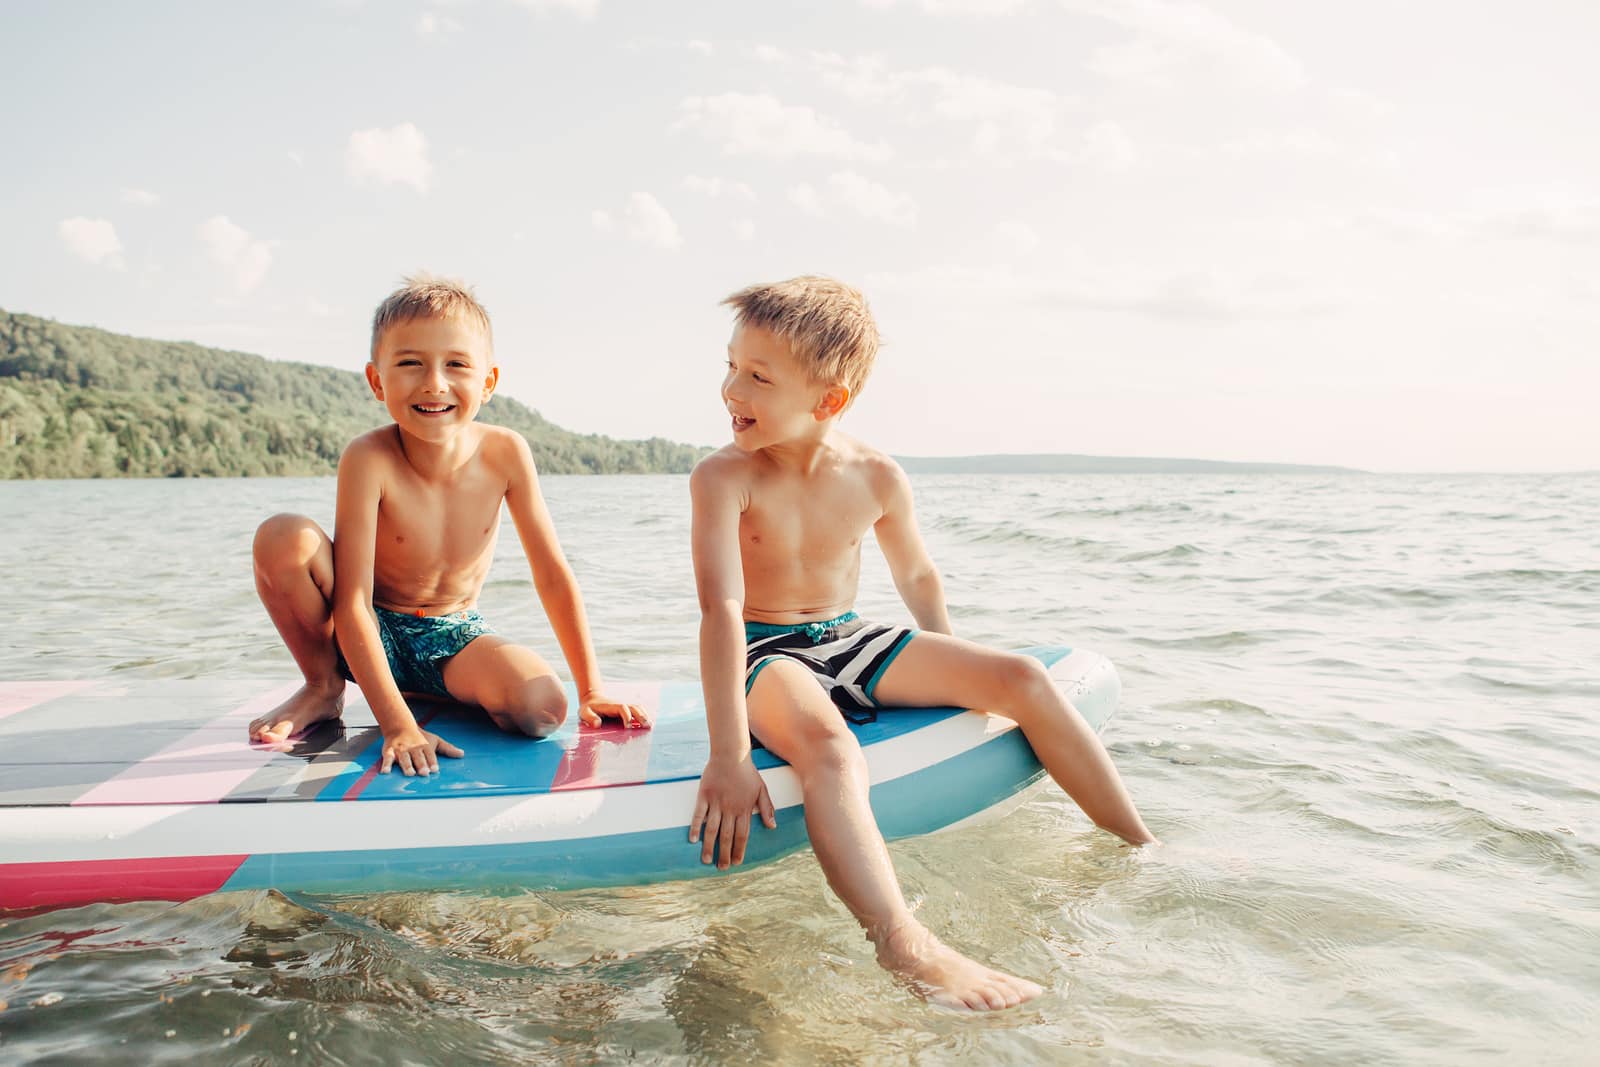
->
[873,633,1155,845]
[249,513,345,741]
[441,636,567,738]
[748,660,1041,1011]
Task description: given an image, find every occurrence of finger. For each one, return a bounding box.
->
[731,812,751,866]
[436,739,465,759]
[629,703,652,728]
[689,797,708,844]
[701,811,722,865]
[757,782,777,828]
[426,748,440,774]
[579,706,602,728]
[380,746,395,775]
[716,813,738,869]
[399,749,417,777]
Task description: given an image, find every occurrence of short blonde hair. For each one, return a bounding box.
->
[370,273,493,358]
[722,275,879,403]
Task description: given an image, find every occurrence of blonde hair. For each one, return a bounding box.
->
[370,273,493,357]
[722,275,880,403]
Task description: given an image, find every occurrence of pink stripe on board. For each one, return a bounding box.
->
[0,854,249,912]
[339,708,433,800]
[0,680,98,722]
[550,681,660,790]
[73,681,302,806]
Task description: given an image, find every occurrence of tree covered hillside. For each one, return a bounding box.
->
[0,310,707,478]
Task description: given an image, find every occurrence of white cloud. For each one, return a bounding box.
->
[734,219,756,241]
[1082,119,1136,170]
[787,172,916,227]
[788,184,825,217]
[1070,0,1306,91]
[862,0,1030,12]
[809,55,1070,161]
[346,123,432,193]
[511,0,598,16]
[416,12,462,36]
[826,171,917,226]
[682,175,756,200]
[674,93,891,161]
[197,215,274,294]
[120,188,160,207]
[869,262,1339,321]
[687,39,714,55]
[58,217,124,268]
[990,220,1040,254]
[592,192,682,249]
[287,149,305,167]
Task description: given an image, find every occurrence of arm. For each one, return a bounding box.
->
[331,441,462,774]
[688,460,776,868]
[503,433,646,728]
[873,460,953,635]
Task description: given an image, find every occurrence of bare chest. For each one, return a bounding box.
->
[740,480,880,566]
[375,472,504,568]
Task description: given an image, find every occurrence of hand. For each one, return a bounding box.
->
[689,755,777,869]
[578,691,651,729]
[379,725,465,776]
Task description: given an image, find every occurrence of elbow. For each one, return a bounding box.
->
[697,595,742,621]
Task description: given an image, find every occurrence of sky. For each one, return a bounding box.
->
[3,0,1597,473]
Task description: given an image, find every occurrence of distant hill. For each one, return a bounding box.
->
[893,453,1362,475]
[0,309,708,479]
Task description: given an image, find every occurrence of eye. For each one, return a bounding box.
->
[753,373,771,384]
[398,358,422,367]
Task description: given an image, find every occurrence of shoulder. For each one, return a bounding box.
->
[838,435,909,501]
[478,423,535,466]
[339,426,398,472]
[690,445,752,505]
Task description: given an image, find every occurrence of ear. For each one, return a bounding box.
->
[482,364,500,401]
[364,361,383,400]
[814,385,851,420]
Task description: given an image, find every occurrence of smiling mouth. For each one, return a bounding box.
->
[413,403,456,415]
[731,415,755,431]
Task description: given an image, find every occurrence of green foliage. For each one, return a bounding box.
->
[0,309,707,479]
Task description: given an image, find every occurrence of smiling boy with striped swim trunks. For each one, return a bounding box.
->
[687,276,1157,1012]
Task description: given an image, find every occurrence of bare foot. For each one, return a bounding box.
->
[873,918,1043,1011]
[249,683,345,744]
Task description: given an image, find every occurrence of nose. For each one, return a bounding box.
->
[423,364,448,392]
[721,370,743,404]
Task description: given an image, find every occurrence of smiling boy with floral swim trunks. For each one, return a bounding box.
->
[247,274,647,774]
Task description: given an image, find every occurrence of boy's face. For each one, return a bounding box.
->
[366,315,498,442]
[721,323,847,453]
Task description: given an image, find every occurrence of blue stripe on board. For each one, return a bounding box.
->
[220,725,1049,895]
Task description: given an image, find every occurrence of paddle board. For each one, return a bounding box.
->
[0,646,1119,912]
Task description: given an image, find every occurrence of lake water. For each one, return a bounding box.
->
[1,473,1596,1064]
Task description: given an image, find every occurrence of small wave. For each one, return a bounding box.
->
[1133,630,1270,651]
[1118,543,1204,563]
[1458,568,1600,593]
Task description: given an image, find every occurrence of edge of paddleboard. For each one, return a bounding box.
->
[0,647,1120,911]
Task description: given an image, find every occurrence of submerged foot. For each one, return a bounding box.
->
[873,919,1043,1012]
[249,682,345,743]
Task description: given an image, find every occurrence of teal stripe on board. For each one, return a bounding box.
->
[223,727,1046,894]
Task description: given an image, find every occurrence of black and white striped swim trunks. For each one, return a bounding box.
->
[743,611,918,723]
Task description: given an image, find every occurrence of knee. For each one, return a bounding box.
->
[992,654,1054,713]
[489,680,568,739]
[794,724,866,783]
[254,513,325,575]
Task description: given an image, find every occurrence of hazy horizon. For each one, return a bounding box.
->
[3,1,1596,474]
